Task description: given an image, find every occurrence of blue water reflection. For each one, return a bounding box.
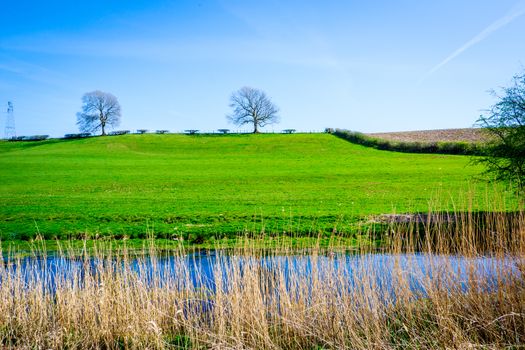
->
[2,252,519,301]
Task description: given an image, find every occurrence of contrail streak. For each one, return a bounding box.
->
[420,1,525,83]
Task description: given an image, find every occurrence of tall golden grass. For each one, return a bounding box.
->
[0,207,524,349]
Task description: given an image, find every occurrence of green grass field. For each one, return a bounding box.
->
[0,133,503,241]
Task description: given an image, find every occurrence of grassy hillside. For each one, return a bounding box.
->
[0,133,501,240]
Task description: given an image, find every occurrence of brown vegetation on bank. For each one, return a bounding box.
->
[0,202,524,349]
[366,128,490,144]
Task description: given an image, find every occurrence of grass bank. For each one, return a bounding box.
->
[0,234,370,257]
[0,133,501,241]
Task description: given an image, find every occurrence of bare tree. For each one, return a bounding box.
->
[227,87,279,133]
[77,91,121,136]
[475,71,525,192]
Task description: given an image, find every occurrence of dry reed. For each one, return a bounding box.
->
[0,207,524,349]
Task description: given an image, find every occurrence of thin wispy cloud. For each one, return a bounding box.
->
[0,54,65,87]
[1,33,346,71]
[0,63,24,74]
[420,0,525,83]
[218,0,347,70]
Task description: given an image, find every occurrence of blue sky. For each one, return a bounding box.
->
[1,0,525,137]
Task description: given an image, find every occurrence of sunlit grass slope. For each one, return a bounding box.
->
[0,133,495,240]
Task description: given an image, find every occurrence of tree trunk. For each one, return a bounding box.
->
[253,121,259,133]
[100,111,106,136]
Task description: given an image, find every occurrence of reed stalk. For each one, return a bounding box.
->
[0,205,524,349]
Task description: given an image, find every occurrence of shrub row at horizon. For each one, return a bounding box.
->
[333,129,484,155]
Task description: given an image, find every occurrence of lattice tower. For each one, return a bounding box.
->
[4,101,15,139]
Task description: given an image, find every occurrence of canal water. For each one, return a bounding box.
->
[2,251,519,299]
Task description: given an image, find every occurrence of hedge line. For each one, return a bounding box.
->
[333,129,484,155]
[9,135,49,141]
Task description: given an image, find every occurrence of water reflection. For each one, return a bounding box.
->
[3,252,519,300]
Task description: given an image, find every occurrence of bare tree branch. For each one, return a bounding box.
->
[227,87,280,133]
[474,71,525,193]
[76,91,121,136]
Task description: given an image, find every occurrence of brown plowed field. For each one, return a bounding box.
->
[366,128,489,143]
